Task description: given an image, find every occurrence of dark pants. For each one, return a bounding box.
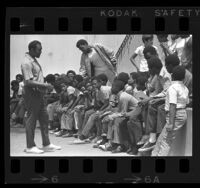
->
[127,106,143,147]
[146,98,165,134]
[112,117,130,147]
[23,88,50,148]
[157,103,166,134]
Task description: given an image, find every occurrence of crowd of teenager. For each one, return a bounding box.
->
[10,34,192,156]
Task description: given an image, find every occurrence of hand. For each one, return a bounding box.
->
[149,98,165,106]
[62,107,68,113]
[69,110,75,114]
[95,111,100,115]
[83,90,89,94]
[121,112,127,117]
[102,116,110,123]
[166,124,174,132]
[138,98,151,107]
[45,83,54,90]
[149,99,158,105]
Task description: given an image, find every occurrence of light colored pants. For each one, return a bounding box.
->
[152,109,187,156]
[61,111,74,130]
[46,101,59,121]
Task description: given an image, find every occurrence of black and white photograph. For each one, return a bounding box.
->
[10,34,192,156]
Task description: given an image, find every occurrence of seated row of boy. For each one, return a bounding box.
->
[44,48,192,156]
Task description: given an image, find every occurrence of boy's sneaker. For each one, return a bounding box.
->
[24,147,44,154]
[73,133,79,138]
[42,144,61,152]
[49,129,56,134]
[13,123,24,128]
[55,130,67,137]
[138,141,156,152]
[62,132,73,138]
[99,143,112,151]
[137,135,149,146]
[127,147,138,156]
[53,128,60,133]
[73,138,87,144]
[91,136,102,144]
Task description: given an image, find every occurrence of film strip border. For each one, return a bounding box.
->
[8,158,190,183]
[6,7,200,33]
[5,7,200,183]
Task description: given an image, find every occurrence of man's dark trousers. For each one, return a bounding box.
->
[23,87,50,148]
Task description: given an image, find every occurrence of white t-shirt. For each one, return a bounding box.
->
[67,86,76,96]
[125,84,133,95]
[168,37,190,60]
[165,81,189,111]
[98,85,111,103]
[135,45,158,72]
[18,82,24,95]
[67,86,83,97]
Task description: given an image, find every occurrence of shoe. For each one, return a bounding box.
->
[48,126,54,130]
[55,130,67,137]
[11,123,23,128]
[91,136,102,144]
[73,138,87,144]
[62,132,73,138]
[127,147,138,155]
[24,147,44,154]
[88,135,96,141]
[49,129,57,134]
[42,144,61,152]
[137,135,149,146]
[73,133,79,138]
[93,139,106,148]
[53,128,60,133]
[126,147,132,154]
[99,143,117,151]
[98,144,107,151]
[138,141,156,152]
[84,138,92,143]
[93,143,100,148]
[111,145,125,153]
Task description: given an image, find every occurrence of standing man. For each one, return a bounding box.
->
[76,39,117,85]
[21,40,61,154]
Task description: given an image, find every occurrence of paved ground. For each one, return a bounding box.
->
[10,127,133,157]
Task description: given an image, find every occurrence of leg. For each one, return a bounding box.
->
[127,120,143,146]
[38,101,51,147]
[156,103,166,134]
[146,99,165,141]
[25,109,37,148]
[81,112,98,138]
[152,110,187,156]
[23,91,41,149]
[112,117,129,145]
[79,109,95,134]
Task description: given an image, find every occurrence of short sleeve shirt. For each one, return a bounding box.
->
[117,91,138,113]
[67,86,76,96]
[135,45,158,72]
[18,82,24,95]
[165,81,189,111]
[21,53,44,83]
[98,85,111,103]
